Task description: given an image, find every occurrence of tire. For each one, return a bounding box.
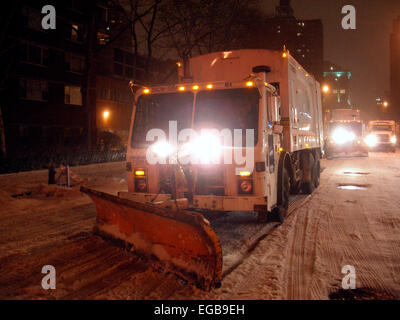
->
[268,166,290,223]
[314,159,320,188]
[301,152,315,194]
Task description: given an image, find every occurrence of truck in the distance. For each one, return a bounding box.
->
[365,120,397,152]
[325,108,368,159]
[81,49,324,290]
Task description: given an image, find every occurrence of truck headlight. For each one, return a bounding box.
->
[332,128,355,145]
[182,133,222,164]
[365,134,377,147]
[391,136,397,144]
[151,141,174,158]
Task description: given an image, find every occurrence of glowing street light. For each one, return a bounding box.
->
[103,110,110,120]
[383,101,389,108]
[322,85,330,93]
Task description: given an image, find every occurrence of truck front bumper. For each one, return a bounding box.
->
[118,192,267,212]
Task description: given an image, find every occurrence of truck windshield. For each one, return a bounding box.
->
[194,88,259,145]
[372,125,393,131]
[131,92,193,147]
[131,88,260,148]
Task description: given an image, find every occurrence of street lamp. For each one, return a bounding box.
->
[383,101,389,108]
[103,110,110,120]
[322,85,330,93]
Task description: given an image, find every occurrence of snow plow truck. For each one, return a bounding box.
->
[81,49,324,290]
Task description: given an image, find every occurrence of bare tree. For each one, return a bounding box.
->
[157,0,263,69]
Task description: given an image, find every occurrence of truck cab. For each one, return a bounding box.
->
[365,121,397,152]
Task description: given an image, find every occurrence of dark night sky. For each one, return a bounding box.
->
[262,0,400,119]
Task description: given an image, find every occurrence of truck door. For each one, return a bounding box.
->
[264,90,281,210]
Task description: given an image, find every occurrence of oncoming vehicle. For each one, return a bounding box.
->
[81,49,324,290]
[365,120,397,152]
[325,109,368,159]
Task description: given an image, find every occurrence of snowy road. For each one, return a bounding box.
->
[1,152,400,299]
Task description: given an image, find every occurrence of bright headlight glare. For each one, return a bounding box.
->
[391,136,397,144]
[183,133,222,163]
[332,128,354,145]
[151,141,174,158]
[365,134,377,147]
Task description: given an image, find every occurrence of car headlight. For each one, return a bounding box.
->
[151,141,174,158]
[391,136,397,144]
[331,128,355,145]
[365,134,377,147]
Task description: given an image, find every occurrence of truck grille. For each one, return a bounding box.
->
[195,166,225,196]
[377,134,390,143]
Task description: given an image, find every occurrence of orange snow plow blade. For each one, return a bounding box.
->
[80,187,222,290]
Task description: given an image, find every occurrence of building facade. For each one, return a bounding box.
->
[0,0,165,158]
[390,16,400,120]
[261,0,324,81]
[321,61,352,124]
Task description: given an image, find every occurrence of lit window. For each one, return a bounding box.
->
[64,85,82,105]
[70,24,81,42]
[97,32,110,45]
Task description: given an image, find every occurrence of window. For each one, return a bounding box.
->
[64,86,82,105]
[113,48,135,77]
[98,88,109,100]
[22,6,42,31]
[113,63,123,76]
[20,79,48,101]
[97,32,110,45]
[68,24,82,42]
[65,54,85,72]
[114,49,124,63]
[125,67,133,78]
[20,43,48,66]
[110,88,120,101]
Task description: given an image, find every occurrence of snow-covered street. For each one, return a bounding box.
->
[1,152,400,299]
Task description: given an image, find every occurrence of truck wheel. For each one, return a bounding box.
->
[268,166,290,223]
[301,152,315,194]
[314,159,320,188]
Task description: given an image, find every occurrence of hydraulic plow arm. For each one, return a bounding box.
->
[81,187,222,290]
